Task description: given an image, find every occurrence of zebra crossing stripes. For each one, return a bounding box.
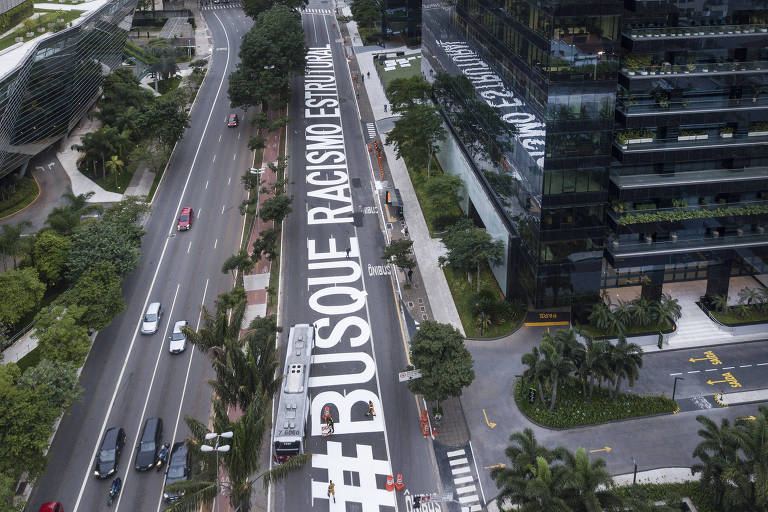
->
[200,2,241,9]
[366,122,376,140]
[302,8,333,14]
[445,448,483,512]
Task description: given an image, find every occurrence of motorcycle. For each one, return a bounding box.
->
[107,477,122,507]
[155,442,171,472]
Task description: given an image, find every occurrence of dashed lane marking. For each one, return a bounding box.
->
[688,371,700,374]
[740,365,752,368]
[723,366,735,370]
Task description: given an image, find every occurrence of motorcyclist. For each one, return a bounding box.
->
[156,442,170,471]
[109,477,122,499]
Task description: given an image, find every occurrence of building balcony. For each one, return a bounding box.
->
[607,230,768,258]
[617,95,768,116]
[614,131,768,154]
[607,200,768,228]
[610,167,768,190]
[623,23,768,40]
[620,60,768,78]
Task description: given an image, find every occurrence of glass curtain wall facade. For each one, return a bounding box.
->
[423,0,621,308]
[0,0,137,179]
[382,0,422,41]
[607,0,768,301]
[423,0,768,308]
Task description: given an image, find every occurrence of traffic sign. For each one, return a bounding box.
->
[398,369,422,382]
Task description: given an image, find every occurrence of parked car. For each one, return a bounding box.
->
[39,502,64,512]
[177,207,194,231]
[141,302,163,335]
[227,113,239,127]
[169,320,188,354]
[94,427,126,479]
[134,417,163,471]
[163,442,191,502]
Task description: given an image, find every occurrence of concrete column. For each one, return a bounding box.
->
[641,268,664,302]
[705,260,732,299]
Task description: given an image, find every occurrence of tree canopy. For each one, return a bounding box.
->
[32,230,71,285]
[63,262,126,330]
[0,267,46,326]
[406,320,475,406]
[440,219,505,292]
[66,215,143,282]
[33,305,91,364]
[386,103,445,176]
[386,76,432,113]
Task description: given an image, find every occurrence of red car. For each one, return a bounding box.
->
[177,207,194,231]
[227,113,239,127]
[39,503,63,512]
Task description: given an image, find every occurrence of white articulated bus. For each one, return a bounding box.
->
[273,323,314,464]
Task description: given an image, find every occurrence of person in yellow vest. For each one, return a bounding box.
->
[327,480,336,503]
[366,401,376,417]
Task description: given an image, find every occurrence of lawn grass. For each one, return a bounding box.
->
[0,175,39,219]
[375,54,422,96]
[514,376,678,428]
[711,306,768,325]
[0,10,83,51]
[93,164,136,194]
[443,266,522,338]
[158,76,182,95]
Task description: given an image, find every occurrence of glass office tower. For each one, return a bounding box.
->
[423,0,768,308]
[0,0,138,179]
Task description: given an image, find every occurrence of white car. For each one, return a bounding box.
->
[169,320,188,354]
[141,302,162,335]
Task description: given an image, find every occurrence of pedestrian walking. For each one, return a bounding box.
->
[367,71,370,78]
[407,269,413,282]
[366,401,376,417]
[383,104,388,112]
[346,247,351,259]
[328,481,336,503]
[327,416,334,434]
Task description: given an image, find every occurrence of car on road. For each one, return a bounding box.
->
[169,320,188,354]
[177,207,194,231]
[227,113,239,127]
[163,441,191,502]
[135,417,163,471]
[39,502,64,512]
[141,302,163,334]
[94,427,126,479]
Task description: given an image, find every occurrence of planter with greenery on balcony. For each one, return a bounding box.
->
[616,203,768,226]
[720,126,734,138]
[622,129,654,145]
[748,122,768,137]
[678,129,708,141]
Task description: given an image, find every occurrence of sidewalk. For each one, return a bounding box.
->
[1,329,37,364]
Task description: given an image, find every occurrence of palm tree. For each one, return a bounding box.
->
[608,336,643,397]
[0,220,32,270]
[630,297,656,327]
[757,286,768,313]
[104,155,124,189]
[691,415,739,509]
[521,457,571,512]
[492,429,553,485]
[612,300,632,334]
[183,288,247,355]
[583,338,610,399]
[521,346,546,406]
[738,287,762,306]
[588,299,614,334]
[729,405,768,509]
[539,334,575,410]
[710,294,730,315]
[559,446,623,512]
[654,294,682,330]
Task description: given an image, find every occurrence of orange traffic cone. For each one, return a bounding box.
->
[395,473,404,491]
[385,475,394,491]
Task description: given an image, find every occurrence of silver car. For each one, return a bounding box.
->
[169,320,188,354]
[141,302,163,334]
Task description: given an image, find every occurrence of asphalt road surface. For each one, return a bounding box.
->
[28,7,254,511]
[630,340,768,398]
[272,4,442,511]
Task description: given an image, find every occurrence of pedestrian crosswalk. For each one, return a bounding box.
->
[301,8,333,14]
[366,122,376,140]
[446,448,483,512]
[200,1,241,9]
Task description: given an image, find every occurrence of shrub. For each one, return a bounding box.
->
[0,0,33,34]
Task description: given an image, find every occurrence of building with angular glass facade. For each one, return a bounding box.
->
[0,0,138,179]
[422,0,768,309]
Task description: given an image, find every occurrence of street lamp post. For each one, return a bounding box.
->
[201,431,233,512]
[672,376,684,401]
[631,457,638,485]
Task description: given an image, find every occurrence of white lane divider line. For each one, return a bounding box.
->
[706,368,717,372]
[740,365,752,368]
[758,363,768,366]
[205,180,209,189]
[722,366,735,370]
[187,241,192,254]
[670,372,683,376]
[688,371,700,374]
[214,238,218,249]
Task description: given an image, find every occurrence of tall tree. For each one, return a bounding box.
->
[66,218,143,282]
[382,239,415,271]
[221,248,253,279]
[386,75,432,113]
[386,103,446,177]
[45,192,103,235]
[730,406,768,509]
[64,262,126,330]
[139,96,190,149]
[440,219,505,292]
[18,359,81,411]
[0,267,46,326]
[0,220,32,270]
[538,333,575,410]
[559,446,622,512]
[33,305,91,364]
[691,416,740,510]
[406,320,475,410]
[241,0,307,20]
[608,336,643,397]
[350,0,380,28]
[258,194,292,223]
[521,346,545,405]
[32,230,71,285]
[423,173,463,213]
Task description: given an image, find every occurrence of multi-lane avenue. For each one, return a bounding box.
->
[28,6,254,510]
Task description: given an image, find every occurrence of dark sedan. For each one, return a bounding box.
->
[163,442,190,502]
[134,417,163,471]
[94,427,125,479]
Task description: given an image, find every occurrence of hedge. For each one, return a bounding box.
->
[514,377,678,429]
[0,0,34,34]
